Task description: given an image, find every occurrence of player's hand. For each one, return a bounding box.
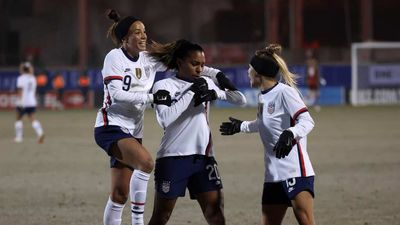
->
[193,89,217,107]
[216,72,237,91]
[273,130,294,159]
[219,117,242,135]
[190,78,208,94]
[153,89,172,106]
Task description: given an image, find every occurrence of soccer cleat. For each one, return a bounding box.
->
[14,137,23,143]
[37,134,45,144]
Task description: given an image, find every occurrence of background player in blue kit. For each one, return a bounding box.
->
[220,44,316,225]
[14,61,45,144]
[95,10,230,225]
[147,39,246,225]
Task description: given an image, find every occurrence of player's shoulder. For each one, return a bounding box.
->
[104,48,123,61]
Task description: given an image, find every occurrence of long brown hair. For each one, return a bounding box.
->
[148,39,204,70]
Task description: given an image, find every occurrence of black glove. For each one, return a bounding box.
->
[219,117,242,135]
[216,72,237,91]
[153,89,172,106]
[190,78,208,94]
[273,130,294,159]
[193,89,217,107]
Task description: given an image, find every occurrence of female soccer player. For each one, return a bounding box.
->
[94,10,227,225]
[220,44,316,225]
[14,62,45,144]
[147,39,246,225]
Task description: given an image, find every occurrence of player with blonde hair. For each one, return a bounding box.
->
[14,62,45,143]
[220,44,316,225]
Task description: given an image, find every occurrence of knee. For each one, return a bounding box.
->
[138,157,154,173]
[111,188,129,204]
[204,208,225,225]
[149,211,172,225]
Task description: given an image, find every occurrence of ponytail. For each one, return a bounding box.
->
[254,44,298,89]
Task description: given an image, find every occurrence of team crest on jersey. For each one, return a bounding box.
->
[135,68,142,79]
[144,66,150,78]
[267,101,275,114]
[161,180,170,193]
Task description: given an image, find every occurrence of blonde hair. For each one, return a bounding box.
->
[256,44,298,89]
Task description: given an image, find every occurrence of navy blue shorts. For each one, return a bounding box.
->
[16,107,36,117]
[94,125,142,168]
[262,176,315,206]
[154,155,223,199]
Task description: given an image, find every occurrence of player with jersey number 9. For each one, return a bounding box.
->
[94,9,234,225]
[220,44,316,225]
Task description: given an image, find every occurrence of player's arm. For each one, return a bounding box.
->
[282,87,315,140]
[205,78,246,106]
[153,81,194,128]
[201,67,238,91]
[220,117,259,135]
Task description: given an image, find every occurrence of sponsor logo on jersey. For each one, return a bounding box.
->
[267,101,275,114]
[124,68,131,72]
[135,68,142,79]
[161,180,170,193]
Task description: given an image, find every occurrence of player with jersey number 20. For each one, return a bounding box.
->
[220,44,316,225]
[148,39,246,225]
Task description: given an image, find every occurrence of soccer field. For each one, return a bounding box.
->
[1,106,399,225]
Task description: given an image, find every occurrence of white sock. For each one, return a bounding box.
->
[32,120,44,137]
[103,196,125,225]
[130,170,150,225]
[15,120,23,141]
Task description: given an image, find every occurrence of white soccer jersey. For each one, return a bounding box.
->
[16,73,37,107]
[95,48,222,138]
[241,82,315,182]
[153,76,246,159]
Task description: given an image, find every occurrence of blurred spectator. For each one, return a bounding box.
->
[78,71,90,106]
[305,49,321,111]
[36,70,48,108]
[52,73,65,110]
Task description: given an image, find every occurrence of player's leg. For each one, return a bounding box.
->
[196,190,225,225]
[14,107,24,143]
[148,193,178,225]
[27,108,45,143]
[149,156,192,225]
[110,138,153,225]
[261,182,291,225]
[190,156,225,225]
[104,163,132,225]
[261,204,287,225]
[290,191,315,225]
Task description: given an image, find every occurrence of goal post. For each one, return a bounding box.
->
[351,42,400,106]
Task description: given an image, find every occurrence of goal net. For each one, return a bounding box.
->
[351,42,400,106]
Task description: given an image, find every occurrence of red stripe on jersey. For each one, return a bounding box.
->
[291,107,308,126]
[103,76,123,84]
[204,103,213,156]
[101,107,108,126]
[297,143,306,177]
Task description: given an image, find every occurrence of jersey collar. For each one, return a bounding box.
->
[261,82,279,95]
[121,48,139,62]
